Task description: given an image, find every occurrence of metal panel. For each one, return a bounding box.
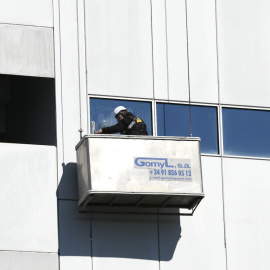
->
[0,24,54,78]
[76,135,204,209]
[76,138,90,200]
[77,0,89,138]
[58,200,92,270]
[187,0,218,103]
[0,0,53,27]
[0,143,58,252]
[0,251,58,270]
[56,0,81,200]
[84,0,153,98]
[217,0,270,107]
[223,158,270,270]
[91,213,159,269]
[151,0,169,100]
[160,157,226,269]
[166,0,189,101]
[52,0,65,204]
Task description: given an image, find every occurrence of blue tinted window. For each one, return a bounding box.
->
[157,103,218,154]
[157,104,190,136]
[90,98,152,135]
[223,108,270,157]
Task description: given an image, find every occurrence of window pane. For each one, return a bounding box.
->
[156,103,190,136]
[90,98,152,135]
[223,108,270,157]
[191,106,219,154]
[157,103,218,154]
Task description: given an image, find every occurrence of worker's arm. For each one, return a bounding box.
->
[101,121,127,134]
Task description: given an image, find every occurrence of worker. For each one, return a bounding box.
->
[96,106,148,135]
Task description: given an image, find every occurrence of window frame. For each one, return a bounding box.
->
[87,97,270,159]
[154,100,220,156]
[221,104,270,160]
[88,95,155,135]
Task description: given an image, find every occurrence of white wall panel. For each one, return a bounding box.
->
[0,24,54,78]
[53,0,65,204]
[0,0,53,27]
[85,0,153,98]
[187,0,218,103]
[92,214,159,269]
[0,251,58,270]
[77,0,89,138]
[58,200,92,270]
[160,157,226,269]
[0,144,58,252]
[57,0,81,200]
[151,0,168,99]
[217,0,270,107]
[223,158,270,270]
[165,0,189,101]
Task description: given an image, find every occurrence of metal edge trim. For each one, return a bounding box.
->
[75,134,201,149]
[78,190,205,206]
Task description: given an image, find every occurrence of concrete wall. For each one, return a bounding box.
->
[0,1,57,270]
[0,143,58,270]
[1,0,270,269]
[0,0,54,77]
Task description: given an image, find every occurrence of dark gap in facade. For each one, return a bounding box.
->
[0,74,56,146]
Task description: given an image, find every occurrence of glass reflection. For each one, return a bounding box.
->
[90,98,152,135]
[223,108,270,157]
[157,103,218,154]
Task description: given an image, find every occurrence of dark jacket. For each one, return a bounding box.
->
[102,112,148,135]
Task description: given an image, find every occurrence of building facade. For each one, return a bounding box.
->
[0,0,270,269]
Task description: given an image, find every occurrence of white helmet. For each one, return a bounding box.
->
[114,106,127,117]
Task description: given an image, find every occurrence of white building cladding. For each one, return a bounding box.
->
[1,0,270,269]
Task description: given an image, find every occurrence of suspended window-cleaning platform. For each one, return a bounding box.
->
[76,135,204,214]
